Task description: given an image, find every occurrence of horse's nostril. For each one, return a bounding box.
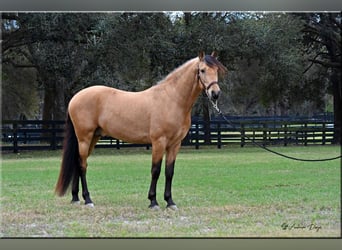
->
[212,91,220,100]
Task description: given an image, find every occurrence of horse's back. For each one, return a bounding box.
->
[68,85,155,143]
[70,85,117,103]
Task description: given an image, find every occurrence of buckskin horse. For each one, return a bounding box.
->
[55,51,227,210]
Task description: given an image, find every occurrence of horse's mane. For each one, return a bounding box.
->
[203,55,227,76]
[157,58,198,85]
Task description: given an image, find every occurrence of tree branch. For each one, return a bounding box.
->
[2,58,36,68]
[1,13,19,20]
[303,52,330,74]
[309,59,341,69]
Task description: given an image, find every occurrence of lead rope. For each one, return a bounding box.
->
[208,99,341,162]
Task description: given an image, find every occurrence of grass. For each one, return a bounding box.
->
[0,145,340,237]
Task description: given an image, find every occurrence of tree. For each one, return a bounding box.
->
[2,11,338,141]
[99,13,176,89]
[2,14,41,119]
[2,13,102,120]
[1,64,39,120]
[300,13,341,144]
[224,13,313,115]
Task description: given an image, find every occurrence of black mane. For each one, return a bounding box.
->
[204,55,227,76]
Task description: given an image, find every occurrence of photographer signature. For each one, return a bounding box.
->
[281,222,322,232]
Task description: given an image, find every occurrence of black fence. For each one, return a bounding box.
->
[1,114,336,153]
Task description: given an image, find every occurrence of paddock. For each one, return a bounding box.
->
[1,146,340,237]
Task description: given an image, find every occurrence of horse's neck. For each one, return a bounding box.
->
[162,58,202,112]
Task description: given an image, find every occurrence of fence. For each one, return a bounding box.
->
[185,116,335,149]
[1,114,336,153]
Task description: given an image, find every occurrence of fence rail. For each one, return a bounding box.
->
[1,115,336,153]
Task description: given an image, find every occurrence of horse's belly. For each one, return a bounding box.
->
[110,130,151,144]
[99,119,151,144]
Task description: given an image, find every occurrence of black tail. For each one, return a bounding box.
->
[55,113,80,196]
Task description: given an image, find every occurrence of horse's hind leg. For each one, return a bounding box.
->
[71,132,100,206]
[71,170,80,204]
[78,134,96,207]
[88,132,101,156]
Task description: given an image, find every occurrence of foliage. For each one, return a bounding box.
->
[2,13,101,120]
[99,13,176,89]
[1,64,39,120]
[1,12,340,124]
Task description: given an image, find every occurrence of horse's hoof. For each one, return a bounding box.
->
[85,203,94,208]
[71,201,80,205]
[149,205,160,211]
[167,205,178,210]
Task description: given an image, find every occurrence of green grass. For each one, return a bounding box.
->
[1,145,340,237]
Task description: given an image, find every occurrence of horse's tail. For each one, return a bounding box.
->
[55,113,80,196]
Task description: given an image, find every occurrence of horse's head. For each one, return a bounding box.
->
[197,51,227,102]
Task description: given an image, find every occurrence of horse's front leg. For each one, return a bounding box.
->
[164,142,181,210]
[148,160,162,209]
[148,138,166,210]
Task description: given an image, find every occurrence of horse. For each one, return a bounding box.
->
[55,51,227,210]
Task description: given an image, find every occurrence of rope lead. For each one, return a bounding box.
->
[209,100,341,162]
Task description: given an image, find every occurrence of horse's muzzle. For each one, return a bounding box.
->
[211,90,220,101]
[205,81,220,101]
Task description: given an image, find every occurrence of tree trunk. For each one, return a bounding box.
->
[184,12,191,26]
[42,86,54,120]
[42,78,66,121]
[324,16,341,144]
[331,69,341,144]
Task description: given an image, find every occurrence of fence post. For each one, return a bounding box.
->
[217,122,221,149]
[322,122,326,145]
[240,123,245,147]
[51,122,57,150]
[195,122,199,149]
[304,122,308,146]
[263,123,267,146]
[284,123,288,146]
[13,122,18,153]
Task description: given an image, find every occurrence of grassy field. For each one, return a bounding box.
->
[1,145,340,237]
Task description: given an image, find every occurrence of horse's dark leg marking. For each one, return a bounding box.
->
[73,134,99,205]
[164,160,176,208]
[77,133,95,206]
[164,142,181,209]
[71,168,80,203]
[148,160,162,209]
[80,167,93,205]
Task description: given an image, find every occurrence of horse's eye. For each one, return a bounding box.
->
[200,69,205,73]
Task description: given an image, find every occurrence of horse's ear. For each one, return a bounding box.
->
[211,51,218,58]
[198,51,205,61]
